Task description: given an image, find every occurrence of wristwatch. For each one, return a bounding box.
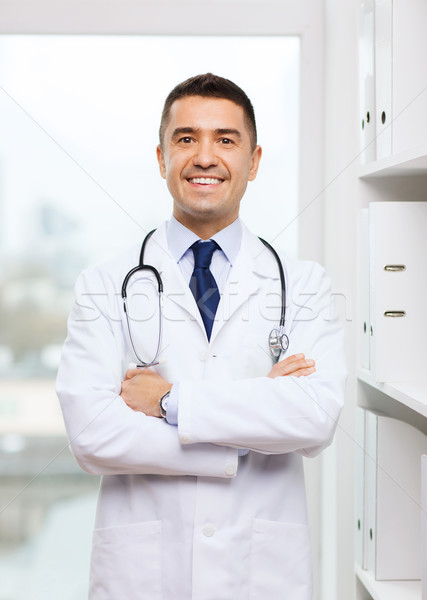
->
[159,390,170,419]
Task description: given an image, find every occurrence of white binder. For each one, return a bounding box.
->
[422,455,427,599]
[392,0,427,155]
[359,209,370,370]
[359,0,376,164]
[355,408,367,569]
[369,201,427,382]
[375,0,393,159]
[365,409,378,574]
[365,410,427,580]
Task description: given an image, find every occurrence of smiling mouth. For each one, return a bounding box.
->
[187,177,223,185]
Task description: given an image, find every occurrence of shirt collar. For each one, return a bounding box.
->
[167,215,242,266]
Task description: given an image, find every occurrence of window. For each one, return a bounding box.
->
[0,34,300,598]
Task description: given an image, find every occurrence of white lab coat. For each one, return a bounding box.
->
[56,221,346,600]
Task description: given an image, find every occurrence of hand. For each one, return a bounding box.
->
[267,353,315,379]
[121,368,172,417]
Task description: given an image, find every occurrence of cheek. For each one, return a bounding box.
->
[164,163,180,186]
[165,156,187,182]
[231,158,252,180]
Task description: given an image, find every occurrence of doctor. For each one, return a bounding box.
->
[57,73,346,600]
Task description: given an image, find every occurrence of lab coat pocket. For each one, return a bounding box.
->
[249,519,312,600]
[90,520,162,600]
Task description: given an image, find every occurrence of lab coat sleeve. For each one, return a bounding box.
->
[56,267,238,477]
[176,261,347,456]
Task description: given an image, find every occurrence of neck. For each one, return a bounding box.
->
[173,213,238,240]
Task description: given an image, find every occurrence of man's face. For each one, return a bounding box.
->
[157,95,262,234]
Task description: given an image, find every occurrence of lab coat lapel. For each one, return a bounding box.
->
[145,224,206,331]
[211,224,280,341]
[144,222,280,343]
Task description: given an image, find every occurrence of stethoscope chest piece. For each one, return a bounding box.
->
[269,328,289,359]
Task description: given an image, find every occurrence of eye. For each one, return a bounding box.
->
[178,136,193,144]
[219,138,233,145]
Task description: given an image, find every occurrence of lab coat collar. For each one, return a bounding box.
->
[143,221,281,343]
[167,214,242,267]
[210,223,280,341]
[144,223,205,330]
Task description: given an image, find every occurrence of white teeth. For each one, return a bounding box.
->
[189,177,222,185]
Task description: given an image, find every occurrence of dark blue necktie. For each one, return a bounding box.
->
[189,240,220,340]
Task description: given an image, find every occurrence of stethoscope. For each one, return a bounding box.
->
[121,229,289,367]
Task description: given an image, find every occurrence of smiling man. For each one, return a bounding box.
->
[157,93,261,238]
[57,73,346,600]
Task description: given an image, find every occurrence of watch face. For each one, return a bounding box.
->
[160,391,170,418]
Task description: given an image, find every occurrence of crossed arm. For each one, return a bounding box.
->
[120,353,316,418]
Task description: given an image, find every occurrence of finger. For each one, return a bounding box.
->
[278,353,305,367]
[124,368,140,381]
[293,366,316,378]
[124,367,153,381]
[288,353,305,361]
[278,359,315,376]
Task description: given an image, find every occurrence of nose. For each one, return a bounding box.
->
[192,139,218,169]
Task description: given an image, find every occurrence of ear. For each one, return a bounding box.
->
[248,145,262,181]
[156,145,166,179]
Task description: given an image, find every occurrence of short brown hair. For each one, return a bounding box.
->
[159,73,257,150]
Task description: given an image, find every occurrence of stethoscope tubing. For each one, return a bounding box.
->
[258,237,286,330]
[121,229,288,366]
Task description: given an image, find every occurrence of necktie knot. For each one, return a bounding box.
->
[191,240,219,269]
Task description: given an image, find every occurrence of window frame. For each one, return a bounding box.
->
[0,0,324,261]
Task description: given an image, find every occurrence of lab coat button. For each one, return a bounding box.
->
[180,433,191,444]
[225,463,237,476]
[202,524,216,537]
[198,351,208,361]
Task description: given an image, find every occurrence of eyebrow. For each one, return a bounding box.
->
[171,127,242,140]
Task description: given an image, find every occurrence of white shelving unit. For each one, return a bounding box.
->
[356,1,427,599]
[357,368,427,419]
[356,565,421,600]
[360,146,427,178]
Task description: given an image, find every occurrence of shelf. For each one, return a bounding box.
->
[355,565,421,600]
[357,368,427,418]
[359,144,427,178]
